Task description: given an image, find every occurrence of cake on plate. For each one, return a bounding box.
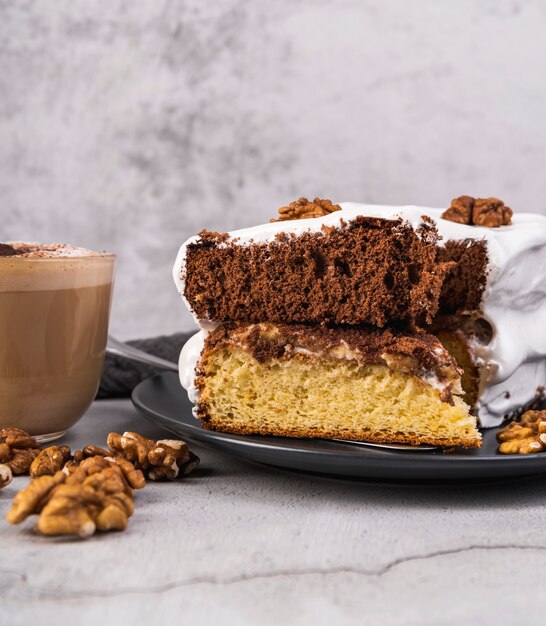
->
[173,196,546,447]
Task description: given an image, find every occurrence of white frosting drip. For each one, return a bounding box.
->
[178,329,208,404]
[173,203,546,428]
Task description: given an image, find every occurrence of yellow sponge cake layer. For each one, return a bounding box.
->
[195,323,482,448]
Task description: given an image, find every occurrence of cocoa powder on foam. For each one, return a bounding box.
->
[0,243,114,292]
[0,242,107,259]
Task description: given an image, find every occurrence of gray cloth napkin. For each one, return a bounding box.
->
[97,333,192,399]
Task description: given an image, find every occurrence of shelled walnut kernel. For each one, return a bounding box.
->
[4,429,199,538]
[442,196,512,227]
[107,432,199,480]
[30,446,71,478]
[0,428,42,475]
[271,197,341,222]
[497,410,546,454]
[6,457,140,537]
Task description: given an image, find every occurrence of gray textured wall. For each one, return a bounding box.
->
[2,1,546,338]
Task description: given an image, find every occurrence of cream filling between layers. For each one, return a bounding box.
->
[178,327,463,411]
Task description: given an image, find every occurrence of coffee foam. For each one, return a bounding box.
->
[3,242,107,259]
[0,243,115,292]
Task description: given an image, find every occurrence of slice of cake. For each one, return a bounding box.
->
[182,323,480,448]
[174,196,546,443]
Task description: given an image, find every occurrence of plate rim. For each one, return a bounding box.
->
[131,372,546,475]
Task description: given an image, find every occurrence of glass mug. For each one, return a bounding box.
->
[0,245,115,441]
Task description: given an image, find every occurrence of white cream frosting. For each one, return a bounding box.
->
[178,329,208,404]
[174,203,546,428]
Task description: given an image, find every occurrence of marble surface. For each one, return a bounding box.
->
[2,2,546,339]
[2,399,546,625]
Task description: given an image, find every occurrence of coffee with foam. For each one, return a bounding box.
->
[0,242,115,437]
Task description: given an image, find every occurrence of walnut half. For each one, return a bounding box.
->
[441,195,474,224]
[271,197,341,222]
[0,428,42,475]
[30,446,71,478]
[497,410,546,454]
[473,198,513,227]
[442,196,512,227]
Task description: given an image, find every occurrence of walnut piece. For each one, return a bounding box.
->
[0,428,42,475]
[442,196,512,228]
[0,464,12,489]
[63,444,111,474]
[113,457,147,489]
[497,410,546,454]
[271,197,341,223]
[37,459,135,536]
[107,432,199,481]
[6,430,200,537]
[472,197,513,227]
[6,471,66,524]
[30,446,71,478]
[6,456,140,537]
[81,444,110,458]
[63,448,146,489]
[441,195,474,225]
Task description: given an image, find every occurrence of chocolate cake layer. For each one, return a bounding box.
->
[438,240,488,314]
[183,217,452,328]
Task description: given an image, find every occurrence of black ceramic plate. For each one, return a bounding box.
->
[132,372,546,482]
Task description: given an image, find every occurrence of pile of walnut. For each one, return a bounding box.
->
[442,195,512,227]
[497,411,546,454]
[1,428,199,538]
[0,427,42,475]
[271,197,341,222]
